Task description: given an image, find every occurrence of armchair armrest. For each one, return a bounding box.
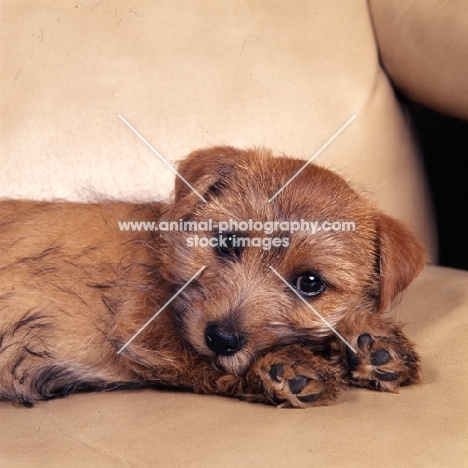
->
[369,0,468,121]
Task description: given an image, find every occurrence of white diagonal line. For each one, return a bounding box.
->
[268,114,356,202]
[117,266,206,354]
[269,266,357,353]
[118,114,207,203]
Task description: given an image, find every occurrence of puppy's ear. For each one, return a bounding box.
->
[174,146,242,202]
[377,213,427,313]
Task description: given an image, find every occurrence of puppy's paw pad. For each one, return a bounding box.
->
[374,370,399,381]
[286,375,322,403]
[357,333,374,349]
[297,393,322,403]
[250,346,342,408]
[265,363,324,408]
[288,375,309,394]
[370,349,391,366]
[347,330,420,391]
[268,364,284,382]
[266,362,323,401]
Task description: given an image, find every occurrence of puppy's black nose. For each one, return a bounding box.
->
[205,323,245,356]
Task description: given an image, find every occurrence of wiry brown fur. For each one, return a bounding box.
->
[0,147,426,407]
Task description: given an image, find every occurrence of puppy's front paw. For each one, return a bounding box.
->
[346,327,420,392]
[245,345,343,408]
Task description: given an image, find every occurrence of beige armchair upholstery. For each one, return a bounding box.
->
[1,1,467,466]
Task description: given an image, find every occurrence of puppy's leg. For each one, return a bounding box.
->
[340,317,420,392]
[241,345,345,408]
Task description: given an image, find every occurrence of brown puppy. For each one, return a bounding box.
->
[0,146,425,408]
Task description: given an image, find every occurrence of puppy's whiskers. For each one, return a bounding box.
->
[218,349,254,375]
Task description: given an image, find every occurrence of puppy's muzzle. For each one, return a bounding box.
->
[205,323,245,356]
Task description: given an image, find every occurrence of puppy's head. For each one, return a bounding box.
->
[156,146,425,375]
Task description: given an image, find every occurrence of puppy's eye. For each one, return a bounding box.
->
[216,232,243,258]
[292,272,326,297]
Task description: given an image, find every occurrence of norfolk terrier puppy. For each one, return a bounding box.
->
[0,146,425,408]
